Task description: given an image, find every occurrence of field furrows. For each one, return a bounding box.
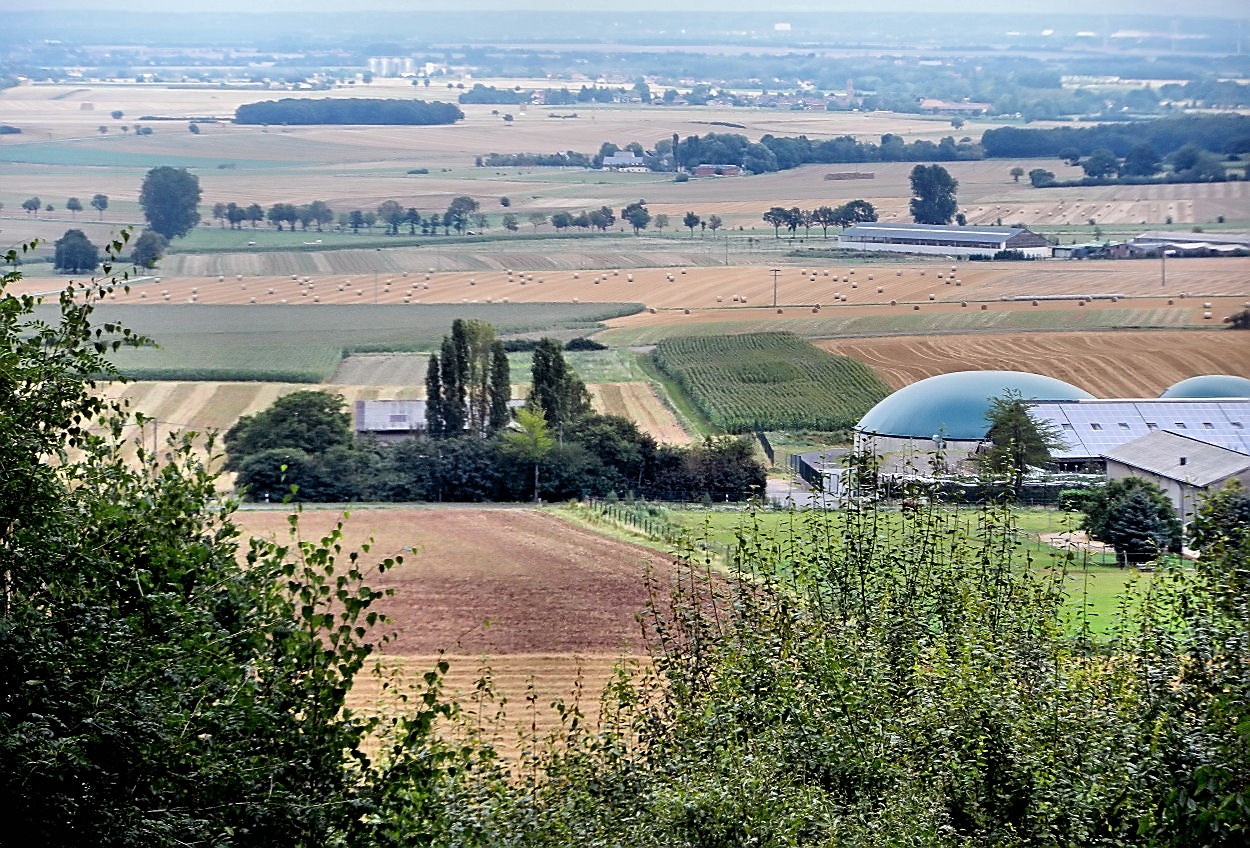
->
[817,330,1250,397]
[236,507,669,750]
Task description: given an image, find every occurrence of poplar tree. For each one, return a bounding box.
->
[424,352,445,437]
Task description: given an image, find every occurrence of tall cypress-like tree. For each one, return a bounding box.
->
[529,338,590,427]
[489,341,511,434]
[440,336,465,435]
[424,352,444,437]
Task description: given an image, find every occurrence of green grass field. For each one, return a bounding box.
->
[631,505,1140,634]
[57,302,642,381]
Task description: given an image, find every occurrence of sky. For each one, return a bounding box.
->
[14,0,1250,17]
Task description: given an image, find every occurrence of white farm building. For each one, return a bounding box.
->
[838,223,1051,258]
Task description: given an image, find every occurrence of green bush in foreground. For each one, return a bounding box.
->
[412,475,1248,846]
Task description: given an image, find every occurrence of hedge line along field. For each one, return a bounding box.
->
[652,331,890,433]
[816,330,1250,398]
[65,302,642,381]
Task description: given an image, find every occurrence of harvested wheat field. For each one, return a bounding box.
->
[83,257,1250,312]
[818,330,1250,398]
[235,506,672,750]
[589,382,692,445]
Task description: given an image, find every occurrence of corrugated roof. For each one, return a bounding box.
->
[1103,430,1250,487]
[841,223,1026,244]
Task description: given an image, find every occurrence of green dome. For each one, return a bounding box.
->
[856,371,1094,441]
[1159,375,1250,399]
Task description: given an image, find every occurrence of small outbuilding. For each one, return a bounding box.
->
[1103,430,1250,520]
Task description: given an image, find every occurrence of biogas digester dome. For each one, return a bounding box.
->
[855,371,1093,443]
[1159,375,1250,399]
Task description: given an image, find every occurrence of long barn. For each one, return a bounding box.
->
[838,223,1051,258]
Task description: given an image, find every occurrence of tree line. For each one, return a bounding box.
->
[760,199,878,238]
[225,332,765,504]
[234,97,463,125]
[982,113,1250,162]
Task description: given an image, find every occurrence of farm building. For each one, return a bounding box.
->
[852,370,1094,472]
[1130,231,1250,255]
[1029,398,1250,468]
[356,398,526,441]
[854,371,1250,479]
[692,164,742,176]
[355,399,428,442]
[602,152,648,171]
[837,223,1051,258]
[1102,430,1250,520]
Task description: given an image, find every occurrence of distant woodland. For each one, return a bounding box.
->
[234,98,463,125]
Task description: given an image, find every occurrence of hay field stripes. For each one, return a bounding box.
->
[589,382,693,445]
[816,330,1250,398]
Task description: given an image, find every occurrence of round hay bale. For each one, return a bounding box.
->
[649,307,657,313]
[928,293,935,301]
[980,304,988,311]
[890,299,897,306]
[913,304,920,310]
[1203,311,1213,319]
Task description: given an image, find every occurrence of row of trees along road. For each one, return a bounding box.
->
[6,239,1248,844]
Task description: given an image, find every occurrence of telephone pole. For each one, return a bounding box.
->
[770,268,781,308]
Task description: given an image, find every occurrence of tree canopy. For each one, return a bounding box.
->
[976,391,1063,496]
[1075,476,1183,565]
[909,163,959,224]
[138,166,202,239]
[52,228,99,273]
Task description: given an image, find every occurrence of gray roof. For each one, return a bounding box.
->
[1103,430,1250,488]
[840,223,1029,245]
[1133,231,1250,248]
[1030,399,1250,460]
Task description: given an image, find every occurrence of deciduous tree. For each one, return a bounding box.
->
[53,229,99,273]
[139,166,201,239]
[909,163,959,224]
[90,193,108,219]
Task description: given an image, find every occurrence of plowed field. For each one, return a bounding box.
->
[588,382,692,444]
[234,507,670,750]
[816,330,1250,397]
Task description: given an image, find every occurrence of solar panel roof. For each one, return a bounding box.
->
[1031,400,1250,459]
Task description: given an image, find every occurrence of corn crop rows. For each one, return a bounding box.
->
[653,332,889,433]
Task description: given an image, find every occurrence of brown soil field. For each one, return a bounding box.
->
[817,330,1250,398]
[233,506,669,747]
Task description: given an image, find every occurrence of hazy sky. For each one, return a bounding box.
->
[17,0,1250,17]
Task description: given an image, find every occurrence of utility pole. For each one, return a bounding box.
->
[770,268,781,309]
